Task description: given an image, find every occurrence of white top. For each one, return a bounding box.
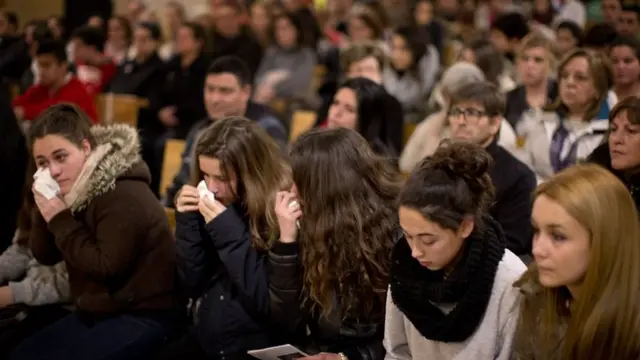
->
[384,250,526,360]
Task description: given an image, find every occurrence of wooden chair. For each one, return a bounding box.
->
[165,207,176,233]
[269,98,289,116]
[160,139,187,198]
[289,111,317,142]
[310,65,327,92]
[403,122,417,145]
[97,93,149,127]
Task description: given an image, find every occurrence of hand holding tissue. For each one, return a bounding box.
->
[197,180,215,202]
[33,168,61,200]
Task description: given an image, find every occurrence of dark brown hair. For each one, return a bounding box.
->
[289,128,402,320]
[28,103,96,150]
[450,81,506,118]
[609,95,640,125]
[192,116,291,250]
[269,12,308,48]
[398,139,495,231]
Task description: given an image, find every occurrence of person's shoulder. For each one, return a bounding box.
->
[494,144,534,175]
[492,250,527,304]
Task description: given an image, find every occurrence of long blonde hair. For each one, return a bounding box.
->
[514,164,640,359]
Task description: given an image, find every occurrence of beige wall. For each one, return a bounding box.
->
[113,0,209,18]
[4,0,63,26]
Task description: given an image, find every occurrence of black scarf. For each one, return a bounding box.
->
[389,216,506,342]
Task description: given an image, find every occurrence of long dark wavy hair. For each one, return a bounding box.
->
[192,116,292,250]
[289,127,402,320]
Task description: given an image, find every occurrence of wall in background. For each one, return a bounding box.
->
[4,0,63,26]
[114,0,209,18]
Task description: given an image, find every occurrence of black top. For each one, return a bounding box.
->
[588,143,640,211]
[486,138,537,256]
[175,204,273,356]
[0,80,27,252]
[151,54,210,139]
[211,30,264,79]
[504,80,558,130]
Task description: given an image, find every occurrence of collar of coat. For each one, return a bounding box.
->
[64,124,141,213]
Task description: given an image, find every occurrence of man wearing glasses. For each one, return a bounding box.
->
[448,81,536,263]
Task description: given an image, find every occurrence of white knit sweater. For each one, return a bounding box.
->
[383,250,526,360]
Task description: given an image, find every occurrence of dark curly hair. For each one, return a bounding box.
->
[398,139,495,231]
[289,127,402,320]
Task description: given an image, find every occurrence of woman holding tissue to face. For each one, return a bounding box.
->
[165,117,292,360]
[270,128,402,360]
[383,140,526,360]
[9,104,176,360]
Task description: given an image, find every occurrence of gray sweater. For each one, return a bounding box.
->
[384,250,526,360]
[254,46,317,98]
[0,232,69,306]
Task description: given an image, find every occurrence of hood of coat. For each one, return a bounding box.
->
[64,124,142,213]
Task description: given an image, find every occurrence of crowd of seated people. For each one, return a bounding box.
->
[1,0,640,359]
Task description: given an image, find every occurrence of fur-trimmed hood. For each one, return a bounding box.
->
[64,124,143,213]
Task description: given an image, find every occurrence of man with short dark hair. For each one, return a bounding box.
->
[12,40,98,122]
[70,25,116,96]
[448,81,536,260]
[164,56,286,205]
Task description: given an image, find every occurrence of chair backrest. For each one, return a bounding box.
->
[289,110,317,142]
[165,207,176,233]
[160,139,187,198]
[97,93,148,127]
[403,122,417,145]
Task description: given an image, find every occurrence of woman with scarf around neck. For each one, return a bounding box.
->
[510,165,640,359]
[9,104,176,360]
[384,140,526,360]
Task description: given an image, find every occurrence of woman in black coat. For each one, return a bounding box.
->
[163,117,291,360]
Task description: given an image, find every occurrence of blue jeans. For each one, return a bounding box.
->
[8,311,172,360]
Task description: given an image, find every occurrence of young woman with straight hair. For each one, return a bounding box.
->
[511,164,640,359]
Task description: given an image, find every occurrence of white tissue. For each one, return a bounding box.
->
[289,200,300,229]
[33,168,61,200]
[197,180,215,202]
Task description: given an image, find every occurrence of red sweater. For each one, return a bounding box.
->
[13,77,99,123]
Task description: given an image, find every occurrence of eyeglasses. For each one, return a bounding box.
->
[447,107,489,122]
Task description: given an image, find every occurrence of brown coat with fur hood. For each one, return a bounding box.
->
[29,124,175,314]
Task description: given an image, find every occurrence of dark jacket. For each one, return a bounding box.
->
[29,124,175,314]
[588,143,640,211]
[0,36,31,82]
[151,54,209,139]
[108,53,166,99]
[0,81,27,252]
[164,102,287,206]
[211,30,263,79]
[486,139,536,256]
[108,53,167,135]
[268,242,385,360]
[504,80,558,130]
[175,204,272,356]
